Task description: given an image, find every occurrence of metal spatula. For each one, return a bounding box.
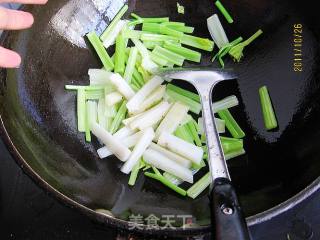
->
[159,68,251,240]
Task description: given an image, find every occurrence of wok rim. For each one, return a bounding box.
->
[1,98,319,236]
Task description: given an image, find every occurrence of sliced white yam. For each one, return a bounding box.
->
[129,101,171,131]
[122,112,143,126]
[98,99,107,129]
[143,149,193,184]
[132,39,158,73]
[88,69,113,85]
[155,102,189,140]
[102,20,128,49]
[157,132,203,165]
[121,128,155,174]
[91,123,131,162]
[149,143,191,168]
[97,147,112,159]
[207,14,229,49]
[137,85,166,113]
[113,126,137,140]
[87,101,98,129]
[105,92,123,106]
[180,114,193,126]
[105,104,117,117]
[109,73,135,100]
[126,76,164,114]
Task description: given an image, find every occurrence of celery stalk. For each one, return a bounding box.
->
[162,22,194,34]
[218,109,245,138]
[163,41,201,63]
[213,95,239,113]
[142,23,184,38]
[215,0,234,24]
[167,84,200,102]
[87,32,114,71]
[174,125,194,144]
[181,35,214,52]
[259,86,278,130]
[166,89,201,114]
[114,34,126,75]
[109,100,127,134]
[152,46,185,66]
[124,47,138,83]
[225,148,246,160]
[85,89,104,100]
[187,172,211,199]
[141,33,180,42]
[187,121,202,147]
[131,13,169,23]
[77,89,86,132]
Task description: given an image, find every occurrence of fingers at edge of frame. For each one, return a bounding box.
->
[0,8,34,30]
[0,46,21,68]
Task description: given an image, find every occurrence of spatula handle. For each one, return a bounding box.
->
[210,178,251,240]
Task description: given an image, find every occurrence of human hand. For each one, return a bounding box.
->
[0,0,48,68]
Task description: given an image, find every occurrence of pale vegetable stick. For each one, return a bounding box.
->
[102,20,128,49]
[157,132,203,165]
[149,143,191,168]
[129,101,171,130]
[126,76,164,114]
[155,102,189,140]
[113,126,137,139]
[143,149,193,183]
[109,73,135,99]
[121,128,155,174]
[97,98,107,129]
[91,122,131,162]
[88,69,113,85]
[137,85,166,113]
[87,101,98,128]
[198,117,226,134]
[122,112,144,126]
[213,95,239,113]
[105,92,123,106]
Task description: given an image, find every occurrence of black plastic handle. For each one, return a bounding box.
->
[210,178,251,240]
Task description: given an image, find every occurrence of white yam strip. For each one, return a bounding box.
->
[113,126,137,139]
[149,143,191,168]
[88,69,113,85]
[122,113,143,126]
[105,92,123,106]
[157,132,203,165]
[91,122,131,162]
[121,128,155,174]
[143,149,193,184]
[109,73,135,99]
[129,101,171,130]
[87,101,98,128]
[213,95,239,113]
[126,76,164,114]
[155,102,189,140]
[137,85,166,113]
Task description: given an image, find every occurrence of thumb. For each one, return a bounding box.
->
[0,46,21,68]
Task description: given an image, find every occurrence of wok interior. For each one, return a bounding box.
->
[0,0,320,229]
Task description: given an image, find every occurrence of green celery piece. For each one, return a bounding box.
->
[85,90,104,100]
[215,0,234,24]
[229,29,263,62]
[122,29,144,39]
[213,37,243,68]
[187,121,202,147]
[218,109,245,139]
[124,47,138,83]
[220,136,242,143]
[100,5,128,41]
[221,138,243,154]
[138,66,151,82]
[143,40,163,50]
[163,41,201,63]
[65,85,105,91]
[130,82,140,91]
[167,84,200,102]
[187,172,211,199]
[85,101,91,142]
[152,46,185,66]
[201,133,206,143]
[259,86,278,130]
[109,100,127,134]
[141,33,180,42]
[174,125,194,144]
[150,51,169,66]
[114,34,126,75]
[177,2,185,14]
[162,22,194,34]
[166,89,201,114]
[142,23,183,38]
[128,161,141,186]
[181,34,214,52]
[225,148,246,160]
[133,68,145,86]
[87,32,114,71]
[144,172,187,196]
[131,77,143,89]
[131,13,169,23]
[77,89,86,132]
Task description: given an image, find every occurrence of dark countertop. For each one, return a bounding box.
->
[1,139,320,240]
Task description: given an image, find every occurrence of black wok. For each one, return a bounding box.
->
[0,0,320,237]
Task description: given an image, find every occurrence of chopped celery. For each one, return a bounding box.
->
[215,118,226,133]
[100,4,128,41]
[124,47,138,83]
[163,172,183,186]
[85,89,104,100]
[225,148,246,160]
[187,172,211,199]
[114,34,126,75]
[152,46,185,66]
[215,0,234,24]
[181,35,214,52]
[144,171,187,196]
[109,100,127,134]
[218,109,245,139]
[122,29,143,39]
[87,32,114,71]
[213,37,243,68]
[141,33,180,42]
[102,20,128,49]
[162,22,194,34]
[150,51,169,66]
[131,13,169,23]
[229,29,263,62]
[142,23,183,38]
[130,82,140,91]
[143,40,162,50]
[174,125,194,144]
[133,68,145,85]
[128,162,140,186]
[163,41,201,63]
[213,95,239,113]
[221,138,243,154]
[85,101,97,142]
[166,89,201,114]
[187,121,202,147]
[77,89,86,132]
[167,84,200,102]
[259,86,278,130]
[65,85,104,91]
[177,2,185,14]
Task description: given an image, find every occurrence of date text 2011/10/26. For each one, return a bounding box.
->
[293,24,303,72]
